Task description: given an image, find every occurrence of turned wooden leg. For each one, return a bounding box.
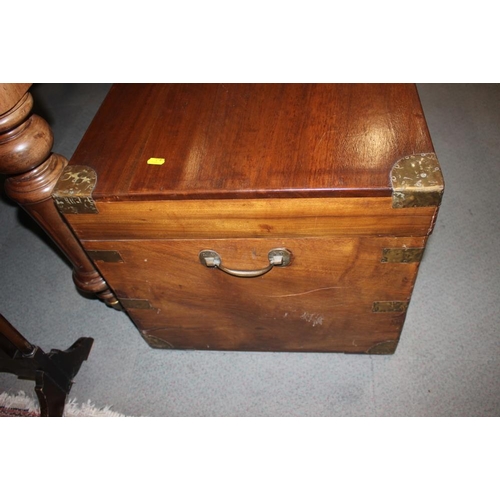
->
[0,84,120,309]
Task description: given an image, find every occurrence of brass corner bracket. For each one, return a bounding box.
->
[52,164,98,214]
[140,332,175,349]
[366,340,399,355]
[391,153,444,208]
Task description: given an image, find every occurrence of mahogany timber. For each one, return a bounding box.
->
[65,197,437,240]
[69,84,434,201]
[83,236,427,353]
[0,84,31,114]
[54,83,443,354]
[0,84,119,308]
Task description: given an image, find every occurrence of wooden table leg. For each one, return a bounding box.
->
[0,84,120,309]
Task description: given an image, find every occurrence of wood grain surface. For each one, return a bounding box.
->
[64,197,438,240]
[83,236,426,353]
[0,83,31,114]
[69,84,434,201]
[59,84,440,352]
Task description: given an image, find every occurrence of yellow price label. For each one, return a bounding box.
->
[147,158,165,165]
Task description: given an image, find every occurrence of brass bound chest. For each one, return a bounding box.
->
[53,84,444,354]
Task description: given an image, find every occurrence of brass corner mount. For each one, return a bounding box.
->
[52,164,98,214]
[391,153,444,208]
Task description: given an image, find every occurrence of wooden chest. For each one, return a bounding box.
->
[52,84,444,354]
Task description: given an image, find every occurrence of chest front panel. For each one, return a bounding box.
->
[82,234,426,353]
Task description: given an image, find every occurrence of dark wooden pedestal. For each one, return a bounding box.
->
[0,314,93,417]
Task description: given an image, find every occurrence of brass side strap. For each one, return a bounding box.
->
[372,301,409,313]
[119,299,155,310]
[87,250,124,263]
[381,248,424,263]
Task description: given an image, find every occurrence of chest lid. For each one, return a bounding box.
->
[67,84,434,201]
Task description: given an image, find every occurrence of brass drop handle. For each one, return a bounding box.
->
[199,248,292,278]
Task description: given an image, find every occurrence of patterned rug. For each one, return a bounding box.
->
[0,391,127,417]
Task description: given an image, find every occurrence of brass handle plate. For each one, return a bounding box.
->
[199,248,292,278]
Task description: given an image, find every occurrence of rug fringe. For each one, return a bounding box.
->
[0,391,127,417]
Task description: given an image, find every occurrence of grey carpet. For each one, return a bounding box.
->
[1,83,498,416]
